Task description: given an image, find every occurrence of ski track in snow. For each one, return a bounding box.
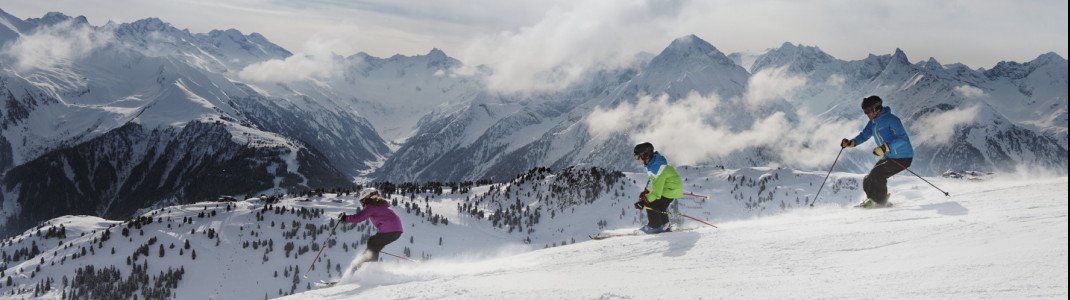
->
[287,177,1068,299]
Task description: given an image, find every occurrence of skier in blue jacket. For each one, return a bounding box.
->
[840,96,913,208]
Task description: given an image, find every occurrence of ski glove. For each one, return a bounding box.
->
[338,212,347,220]
[633,200,646,210]
[840,138,855,148]
[872,144,890,156]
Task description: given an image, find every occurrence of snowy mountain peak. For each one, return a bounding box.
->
[918,57,946,73]
[201,27,292,58]
[427,47,447,58]
[891,48,911,65]
[370,48,461,70]
[588,33,751,117]
[207,28,244,38]
[984,54,1062,80]
[925,57,941,67]
[117,17,190,36]
[774,42,831,57]
[664,34,725,57]
[246,32,273,45]
[750,41,836,73]
[25,11,88,27]
[645,34,740,72]
[1031,51,1067,66]
[426,47,449,62]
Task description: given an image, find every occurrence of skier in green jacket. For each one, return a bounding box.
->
[633,142,683,234]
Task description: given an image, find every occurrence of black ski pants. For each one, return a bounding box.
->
[645,197,675,229]
[365,231,402,261]
[863,157,913,204]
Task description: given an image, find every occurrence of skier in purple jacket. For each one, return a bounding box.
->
[339,188,403,271]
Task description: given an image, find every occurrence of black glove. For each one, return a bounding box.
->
[872,144,890,156]
[840,138,855,148]
[633,200,646,210]
[338,212,347,220]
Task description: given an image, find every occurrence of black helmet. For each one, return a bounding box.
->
[633,142,654,160]
[861,95,883,111]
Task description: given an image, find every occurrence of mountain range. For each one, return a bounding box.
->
[0,9,1066,238]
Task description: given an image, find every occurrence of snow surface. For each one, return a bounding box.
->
[290,176,1068,299]
[1,165,1066,299]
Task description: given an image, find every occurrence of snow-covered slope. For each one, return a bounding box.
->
[290,175,1068,299]
[4,164,1063,299]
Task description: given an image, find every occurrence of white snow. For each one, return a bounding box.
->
[1,165,1066,299]
[290,176,1068,299]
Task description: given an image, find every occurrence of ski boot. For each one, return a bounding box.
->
[856,198,892,209]
[640,224,667,234]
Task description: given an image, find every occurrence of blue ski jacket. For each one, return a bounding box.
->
[852,106,914,158]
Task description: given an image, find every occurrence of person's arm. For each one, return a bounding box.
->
[345,208,372,224]
[852,121,874,145]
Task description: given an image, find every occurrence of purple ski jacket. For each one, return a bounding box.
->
[344,204,403,233]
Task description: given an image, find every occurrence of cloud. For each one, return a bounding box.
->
[4,0,1065,72]
[238,38,345,83]
[953,84,986,98]
[586,93,749,165]
[911,105,982,145]
[458,0,686,93]
[825,74,846,87]
[585,89,854,169]
[1,20,113,71]
[742,66,807,108]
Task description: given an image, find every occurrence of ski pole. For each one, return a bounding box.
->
[682,192,709,200]
[885,158,951,197]
[381,251,421,263]
[809,147,844,207]
[303,218,342,279]
[644,206,718,228]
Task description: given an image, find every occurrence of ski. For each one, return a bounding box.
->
[589,230,643,240]
[314,280,338,288]
[589,226,698,240]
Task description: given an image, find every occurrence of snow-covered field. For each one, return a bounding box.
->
[291,176,1068,299]
[2,168,1065,299]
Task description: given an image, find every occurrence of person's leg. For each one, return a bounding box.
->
[644,205,658,228]
[647,197,673,229]
[862,159,885,201]
[365,232,403,261]
[351,232,402,273]
[865,158,912,204]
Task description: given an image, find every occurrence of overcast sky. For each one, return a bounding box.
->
[3,0,1067,70]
